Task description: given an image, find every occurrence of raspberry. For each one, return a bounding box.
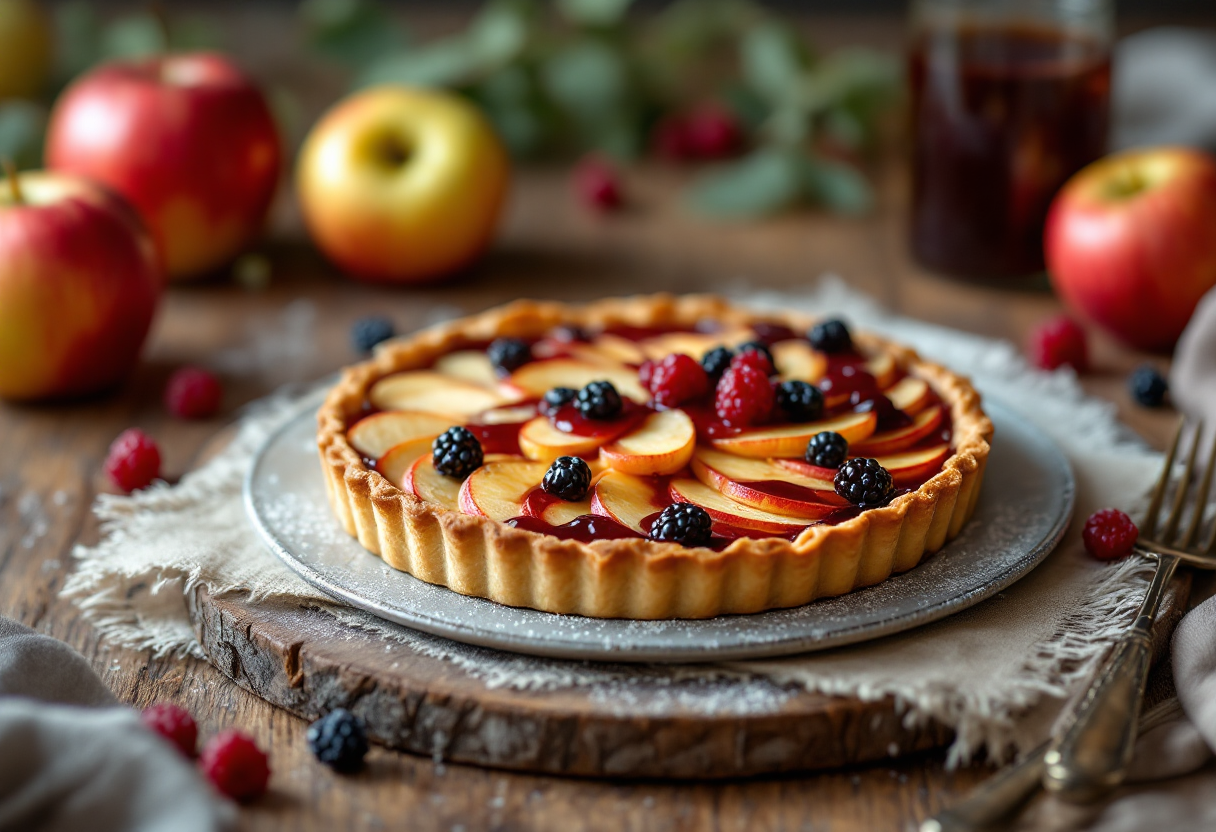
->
[806,431,849,469]
[200,729,270,802]
[683,104,742,159]
[1028,316,1088,372]
[142,703,198,757]
[432,426,483,479]
[1129,365,1168,408]
[638,359,657,390]
[104,429,161,493]
[541,386,577,415]
[714,362,774,426]
[350,316,394,353]
[487,337,532,375]
[164,367,222,419]
[647,353,710,407]
[649,503,713,547]
[1083,509,1138,561]
[834,458,894,508]
[776,380,824,422]
[307,709,369,774]
[575,380,623,420]
[573,156,622,211]
[700,346,734,381]
[809,319,852,354]
[541,456,593,501]
[737,341,775,374]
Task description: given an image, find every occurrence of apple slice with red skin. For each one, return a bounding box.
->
[591,470,665,533]
[458,459,549,521]
[879,443,951,486]
[348,410,458,459]
[600,408,696,476]
[884,376,932,415]
[529,496,594,526]
[690,448,845,518]
[668,478,810,535]
[710,409,877,459]
[772,340,827,383]
[850,405,944,456]
[473,402,538,425]
[865,352,897,388]
[375,436,435,489]
[507,358,648,403]
[402,453,463,510]
[434,350,498,386]
[369,371,509,416]
[518,415,628,462]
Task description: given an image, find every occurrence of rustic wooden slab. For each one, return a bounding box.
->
[187,574,1188,780]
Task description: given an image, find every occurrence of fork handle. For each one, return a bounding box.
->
[1042,553,1180,802]
[920,743,1048,832]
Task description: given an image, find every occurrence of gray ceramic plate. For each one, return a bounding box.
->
[245,396,1073,663]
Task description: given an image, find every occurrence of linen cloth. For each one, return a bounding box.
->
[0,616,233,832]
[64,280,1166,767]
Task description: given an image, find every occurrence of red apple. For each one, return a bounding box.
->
[45,52,281,280]
[0,169,162,400]
[1045,147,1216,351]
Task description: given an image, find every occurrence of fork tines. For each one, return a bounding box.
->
[1141,419,1216,557]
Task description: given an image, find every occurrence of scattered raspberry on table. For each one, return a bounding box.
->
[1083,508,1139,561]
[1028,315,1089,373]
[573,156,623,212]
[142,703,198,757]
[200,729,270,802]
[164,367,223,419]
[104,428,161,493]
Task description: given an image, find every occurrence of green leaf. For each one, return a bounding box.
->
[684,149,805,218]
[541,39,631,121]
[300,0,405,68]
[740,20,811,105]
[467,0,534,64]
[556,0,636,28]
[0,101,48,170]
[800,156,872,215]
[53,2,103,82]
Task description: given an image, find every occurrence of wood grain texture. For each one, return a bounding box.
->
[0,7,1197,830]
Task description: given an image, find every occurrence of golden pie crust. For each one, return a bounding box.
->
[317,295,992,619]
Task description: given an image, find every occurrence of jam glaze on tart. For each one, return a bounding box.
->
[318,295,992,619]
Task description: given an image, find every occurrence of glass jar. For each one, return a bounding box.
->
[908,0,1113,281]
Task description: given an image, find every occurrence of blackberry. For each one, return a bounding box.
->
[738,340,775,370]
[432,426,483,479]
[575,380,623,420]
[701,346,734,381]
[542,456,593,501]
[1128,365,1168,408]
[809,319,852,354]
[648,503,713,547]
[350,316,394,354]
[541,386,578,414]
[776,380,824,422]
[306,709,369,774]
[834,458,894,508]
[487,337,532,375]
[806,431,849,468]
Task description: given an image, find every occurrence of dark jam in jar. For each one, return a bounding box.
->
[909,24,1110,279]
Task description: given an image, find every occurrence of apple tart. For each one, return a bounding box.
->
[317,295,992,619]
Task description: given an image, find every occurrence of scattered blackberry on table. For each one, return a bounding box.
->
[142,703,198,758]
[834,458,894,508]
[575,380,623,420]
[737,341,775,373]
[806,431,849,469]
[164,366,223,419]
[1028,315,1088,372]
[200,729,270,802]
[487,337,532,375]
[648,503,714,547]
[542,456,593,501]
[105,428,161,493]
[701,346,734,381]
[647,353,710,406]
[1128,365,1168,408]
[307,709,369,774]
[350,316,394,354]
[432,426,483,479]
[541,386,578,414]
[1083,508,1139,561]
[776,380,824,422]
[809,319,852,354]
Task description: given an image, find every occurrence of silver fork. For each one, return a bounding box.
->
[1043,419,1216,802]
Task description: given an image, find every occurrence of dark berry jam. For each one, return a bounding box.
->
[507,514,641,542]
[466,421,526,455]
[552,400,648,438]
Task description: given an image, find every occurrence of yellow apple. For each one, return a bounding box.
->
[296,86,510,283]
[0,0,51,100]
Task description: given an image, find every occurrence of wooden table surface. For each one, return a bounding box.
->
[0,7,1191,831]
